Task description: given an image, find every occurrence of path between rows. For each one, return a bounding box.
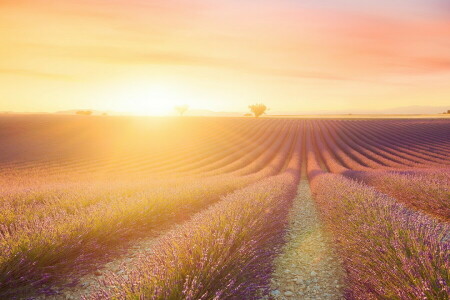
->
[35,180,345,300]
[266,180,346,300]
[34,221,186,300]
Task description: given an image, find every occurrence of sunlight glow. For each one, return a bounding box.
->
[100,80,190,116]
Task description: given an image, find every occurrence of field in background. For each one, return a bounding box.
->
[0,115,448,299]
[271,114,450,119]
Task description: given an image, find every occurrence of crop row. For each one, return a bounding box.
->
[311,124,446,172]
[336,120,449,164]
[0,119,295,180]
[1,118,448,181]
[0,120,304,296]
[310,173,449,299]
[346,170,450,221]
[87,135,302,299]
[0,175,259,295]
[0,116,449,298]
[305,127,449,299]
[0,118,270,176]
[310,120,449,171]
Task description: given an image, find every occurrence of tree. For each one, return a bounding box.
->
[248,103,267,117]
[76,110,93,116]
[175,105,189,116]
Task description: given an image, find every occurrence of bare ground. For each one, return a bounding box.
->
[34,180,346,300]
[266,180,346,300]
[33,222,185,300]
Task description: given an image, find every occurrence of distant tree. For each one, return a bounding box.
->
[244,113,252,117]
[248,103,267,117]
[102,113,108,116]
[76,110,93,116]
[175,105,189,116]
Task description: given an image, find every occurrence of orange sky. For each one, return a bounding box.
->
[1,0,449,115]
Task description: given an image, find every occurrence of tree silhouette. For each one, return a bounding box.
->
[76,110,93,116]
[248,104,267,117]
[175,105,189,116]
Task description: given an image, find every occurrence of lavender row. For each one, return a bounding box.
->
[310,173,449,299]
[88,170,300,299]
[0,175,259,296]
[346,169,450,221]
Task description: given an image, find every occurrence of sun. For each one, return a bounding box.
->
[126,84,185,116]
[98,80,189,116]
[130,84,181,116]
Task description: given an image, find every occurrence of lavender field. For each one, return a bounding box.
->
[0,115,449,299]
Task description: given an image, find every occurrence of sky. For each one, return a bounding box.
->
[0,0,449,115]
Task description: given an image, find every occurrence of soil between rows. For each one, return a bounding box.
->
[266,180,346,300]
[33,179,346,300]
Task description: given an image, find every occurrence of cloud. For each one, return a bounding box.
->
[408,57,450,74]
[0,68,74,81]
[45,44,351,81]
[2,0,450,84]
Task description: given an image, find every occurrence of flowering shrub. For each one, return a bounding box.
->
[89,170,300,299]
[347,170,450,220]
[310,173,450,299]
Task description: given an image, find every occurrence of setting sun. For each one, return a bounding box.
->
[1,0,449,114]
[95,80,190,116]
[0,0,449,299]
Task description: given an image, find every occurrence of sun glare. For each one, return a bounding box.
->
[100,80,189,116]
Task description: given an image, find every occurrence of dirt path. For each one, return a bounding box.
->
[34,222,186,300]
[266,180,346,299]
[35,180,345,300]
